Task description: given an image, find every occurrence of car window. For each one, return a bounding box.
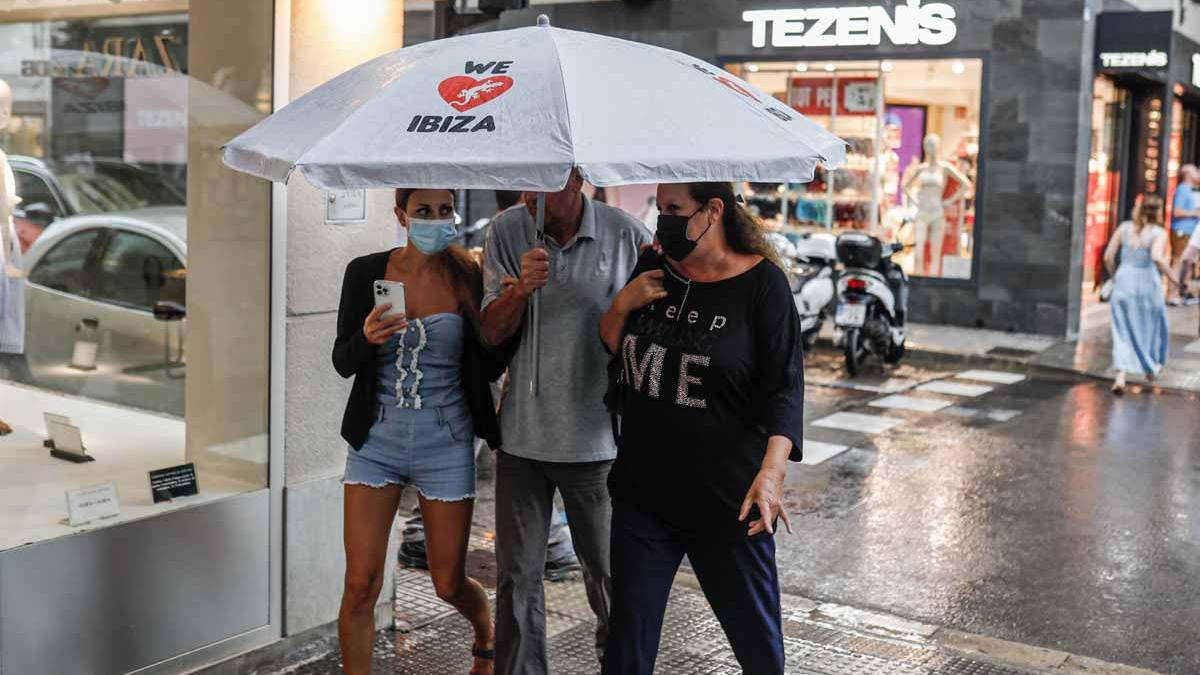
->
[57,165,184,214]
[13,170,62,219]
[59,173,146,214]
[89,165,185,206]
[27,229,102,295]
[92,230,185,311]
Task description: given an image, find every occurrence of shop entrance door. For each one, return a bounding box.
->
[1085,77,1131,294]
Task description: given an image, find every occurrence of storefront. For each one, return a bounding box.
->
[1084,8,1200,295]
[3,0,411,670]
[729,56,983,281]
[430,0,1086,335]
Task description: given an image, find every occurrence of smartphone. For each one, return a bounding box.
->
[373,280,406,320]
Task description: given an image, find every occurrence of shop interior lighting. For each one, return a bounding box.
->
[823,62,836,72]
[880,60,894,73]
[747,63,760,73]
[795,63,808,72]
[952,60,966,75]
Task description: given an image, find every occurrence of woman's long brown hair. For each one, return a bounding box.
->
[1133,193,1164,234]
[684,182,783,268]
[395,188,483,325]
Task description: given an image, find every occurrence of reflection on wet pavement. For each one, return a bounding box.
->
[786,364,1200,674]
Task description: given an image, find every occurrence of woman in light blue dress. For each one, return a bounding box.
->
[1104,194,1179,395]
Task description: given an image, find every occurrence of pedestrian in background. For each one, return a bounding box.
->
[1182,216,1200,304]
[599,181,804,675]
[480,168,650,674]
[464,190,524,252]
[1104,194,1179,395]
[1168,164,1200,305]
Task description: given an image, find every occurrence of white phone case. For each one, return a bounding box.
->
[373,280,406,320]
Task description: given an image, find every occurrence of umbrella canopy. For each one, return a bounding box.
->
[222,16,845,190]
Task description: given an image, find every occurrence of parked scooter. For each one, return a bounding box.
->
[833,232,909,376]
[788,232,838,349]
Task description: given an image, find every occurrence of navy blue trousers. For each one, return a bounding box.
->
[601,498,785,675]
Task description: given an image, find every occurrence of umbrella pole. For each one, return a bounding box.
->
[531,192,545,397]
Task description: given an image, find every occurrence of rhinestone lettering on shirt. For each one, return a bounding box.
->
[676,354,710,408]
[622,334,666,399]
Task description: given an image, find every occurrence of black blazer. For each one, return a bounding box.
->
[332,250,508,451]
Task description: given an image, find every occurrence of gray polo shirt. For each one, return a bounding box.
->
[482,195,651,463]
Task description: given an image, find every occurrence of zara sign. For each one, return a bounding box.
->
[743,0,958,49]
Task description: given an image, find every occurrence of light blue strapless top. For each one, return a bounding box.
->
[374,313,466,410]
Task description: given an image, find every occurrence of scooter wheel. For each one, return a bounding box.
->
[884,341,906,365]
[844,328,864,377]
[802,328,819,351]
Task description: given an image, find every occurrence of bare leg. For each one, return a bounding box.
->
[421,495,494,674]
[1112,370,1126,395]
[339,484,404,675]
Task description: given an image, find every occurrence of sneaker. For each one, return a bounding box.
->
[397,541,429,570]
[1185,295,1200,306]
[544,556,582,582]
[1168,297,1185,307]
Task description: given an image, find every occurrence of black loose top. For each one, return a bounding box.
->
[608,251,805,541]
[332,250,509,451]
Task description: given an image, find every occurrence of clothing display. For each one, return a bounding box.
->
[610,253,804,543]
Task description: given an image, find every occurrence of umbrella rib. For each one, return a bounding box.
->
[546,29,579,169]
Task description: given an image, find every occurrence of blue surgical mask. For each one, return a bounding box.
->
[405,217,458,254]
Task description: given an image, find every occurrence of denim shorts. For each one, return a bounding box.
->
[343,402,476,501]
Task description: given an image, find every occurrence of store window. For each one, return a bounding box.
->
[1085,76,1128,294]
[732,58,983,280]
[1,6,271,551]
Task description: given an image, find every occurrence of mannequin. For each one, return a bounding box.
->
[0,77,28,394]
[903,133,971,277]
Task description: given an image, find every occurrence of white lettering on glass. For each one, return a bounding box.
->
[1099,50,1169,69]
[743,0,958,49]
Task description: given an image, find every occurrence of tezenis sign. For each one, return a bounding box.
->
[743,0,958,49]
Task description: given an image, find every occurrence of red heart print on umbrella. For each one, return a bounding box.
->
[438,75,514,112]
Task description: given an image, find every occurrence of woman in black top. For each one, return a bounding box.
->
[599,181,804,675]
[333,189,506,675]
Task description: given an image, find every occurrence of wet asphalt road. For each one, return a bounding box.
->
[783,351,1200,674]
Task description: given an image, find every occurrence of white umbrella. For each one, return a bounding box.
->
[222,15,846,393]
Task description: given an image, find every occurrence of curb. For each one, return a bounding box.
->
[674,570,1166,675]
[810,332,1199,397]
[904,345,1200,397]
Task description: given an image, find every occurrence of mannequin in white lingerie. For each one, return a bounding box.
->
[903,134,971,276]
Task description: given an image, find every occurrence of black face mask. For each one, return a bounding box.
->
[656,206,713,262]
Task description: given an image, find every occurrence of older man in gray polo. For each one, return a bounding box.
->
[481,168,651,675]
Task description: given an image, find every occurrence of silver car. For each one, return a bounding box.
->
[22,207,186,417]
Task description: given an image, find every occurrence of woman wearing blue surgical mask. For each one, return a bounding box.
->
[333,188,507,675]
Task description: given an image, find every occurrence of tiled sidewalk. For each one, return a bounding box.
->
[265,527,1158,675]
